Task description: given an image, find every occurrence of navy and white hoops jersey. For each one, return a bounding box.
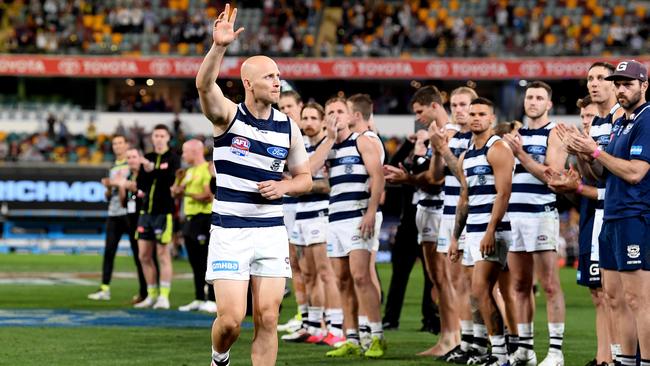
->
[212,103,292,228]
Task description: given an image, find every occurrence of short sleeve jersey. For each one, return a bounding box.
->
[604,102,650,220]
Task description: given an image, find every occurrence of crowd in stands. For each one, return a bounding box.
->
[0,112,404,164]
[0,0,320,56]
[336,0,650,57]
[1,0,648,57]
[0,113,211,164]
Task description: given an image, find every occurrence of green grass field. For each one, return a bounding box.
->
[0,254,597,365]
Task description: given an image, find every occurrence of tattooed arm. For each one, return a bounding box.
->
[448,152,468,263]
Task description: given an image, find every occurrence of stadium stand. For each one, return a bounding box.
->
[2,0,322,56]
[2,0,648,57]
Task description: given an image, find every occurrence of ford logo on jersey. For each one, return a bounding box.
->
[472,166,490,175]
[231,137,250,157]
[339,156,360,164]
[267,146,288,159]
[526,145,546,155]
[212,260,239,271]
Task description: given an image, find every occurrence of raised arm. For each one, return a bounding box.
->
[195,4,244,133]
[309,115,336,176]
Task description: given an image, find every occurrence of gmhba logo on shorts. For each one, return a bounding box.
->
[212,260,239,271]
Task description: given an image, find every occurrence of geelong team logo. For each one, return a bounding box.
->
[627,244,641,259]
[231,137,250,157]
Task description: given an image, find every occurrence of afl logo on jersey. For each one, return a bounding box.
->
[231,137,250,157]
[267,146,288,159]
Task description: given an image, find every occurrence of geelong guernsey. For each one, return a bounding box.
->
[509,122,556,214]
[443,130,473,216]
[589,104,619,209]
[295,137,329,220]
[327,132,369,222]
[463,135,511,233]
[212,103,292,228]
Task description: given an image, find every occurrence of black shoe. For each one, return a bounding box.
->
[382,320,399,330]
[443,346,471,364]
[584,359,597,366]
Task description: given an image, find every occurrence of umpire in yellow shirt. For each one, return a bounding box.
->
[172,139,217,313]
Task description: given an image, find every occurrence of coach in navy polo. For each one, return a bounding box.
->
[571,59,650,366]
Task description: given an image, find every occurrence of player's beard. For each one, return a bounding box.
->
[618,90,642,109]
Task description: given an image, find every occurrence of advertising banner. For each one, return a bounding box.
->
[1,55,648,80]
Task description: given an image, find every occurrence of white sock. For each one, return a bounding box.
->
[460,320,473,351]
[307,306,324,335]
[358,315,370,337]
[211,347,229,362]
[517,322,534,351]
[369,321,383,338]
[472,323,488,354]
[345,328,360,345]
[489,335,507,362]
[326,308,343,337]
[611,344,621,361]
[548,322,564,354]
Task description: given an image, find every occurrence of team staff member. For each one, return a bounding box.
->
[172,139,217,313]
[196,5,312,366]
[88,134,131,301]
[134,124,181,310]
[569,60,650,366]
[381,134,438,333]
[120,147,154,304]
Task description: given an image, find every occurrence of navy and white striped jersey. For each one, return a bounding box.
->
[443,130,473,216]
[327,133,369,222]
[362,130,386,164]
[410,140,443,210]
[295,137,329,220]
[463,135,511,233]
[509,122,556,214]
[211,103,292,228]
[589,104,620,210]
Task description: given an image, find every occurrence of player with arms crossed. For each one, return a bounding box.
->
[195,5,312,366]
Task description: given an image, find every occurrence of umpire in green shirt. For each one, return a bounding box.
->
[172,139,217,313]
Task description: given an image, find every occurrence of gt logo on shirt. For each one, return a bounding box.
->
[631,145,643,156]
[212,260,239,271]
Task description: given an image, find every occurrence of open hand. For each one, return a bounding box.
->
[213,4,245,47]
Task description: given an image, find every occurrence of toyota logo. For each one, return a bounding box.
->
[57,59,81,75]
[149,60,173,75]
[333,62,355,77]
[425,62,449,77]
[519,62,543,77]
